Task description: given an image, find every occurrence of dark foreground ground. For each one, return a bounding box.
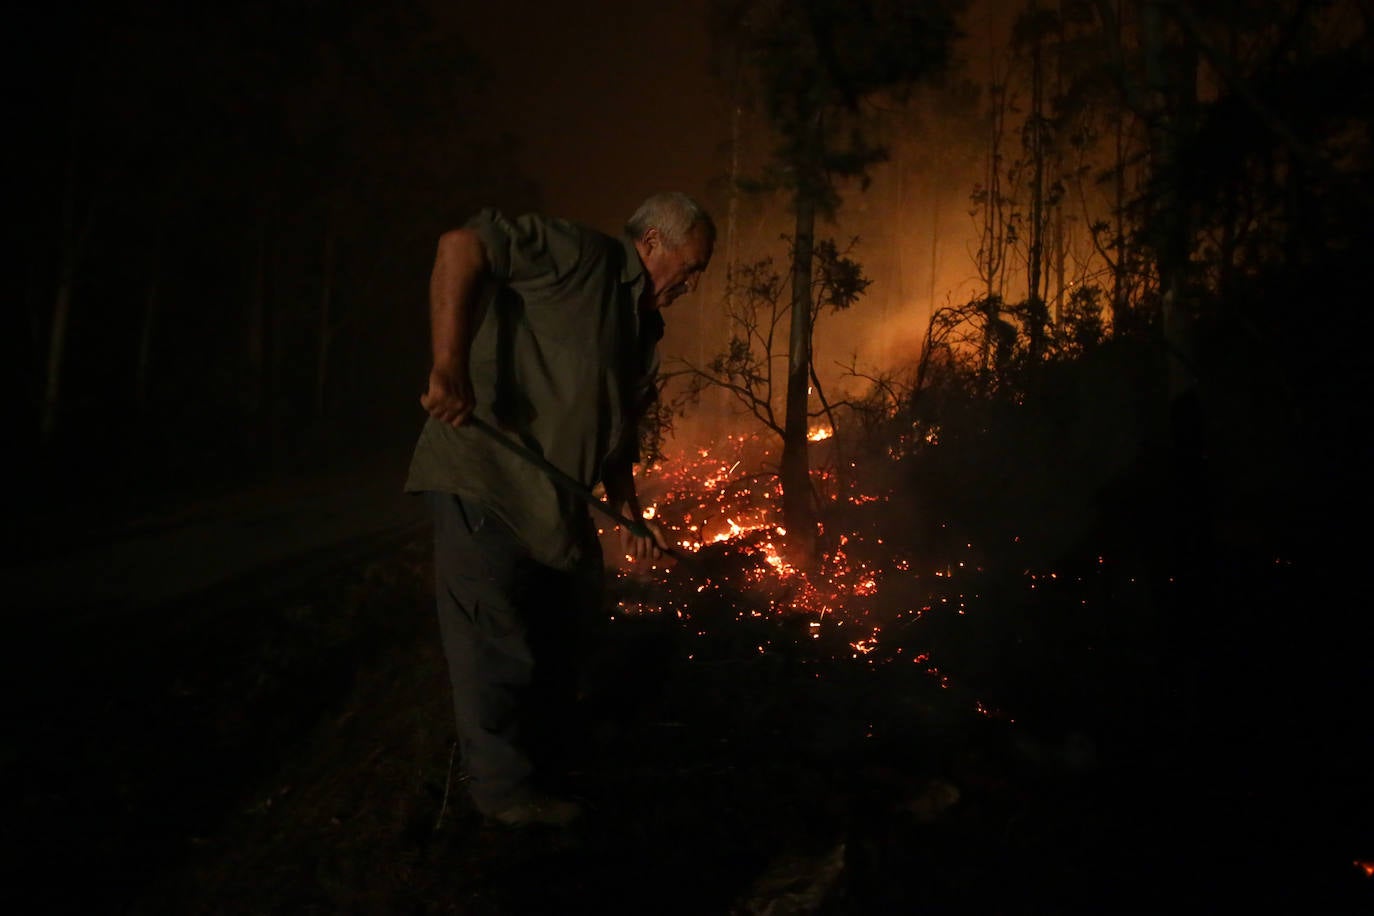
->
[5,508,1371,916]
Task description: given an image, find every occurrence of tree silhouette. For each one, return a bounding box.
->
[713,0,962,565]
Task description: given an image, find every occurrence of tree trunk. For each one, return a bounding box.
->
[315,220,336,418]
[889,140,904,368]
[1112,102,1129,329]
[1141,0,1211,732]
[40,123,87,445]
[1026,12,1047,364]
[978,76,1008,382]
[1053,204,1066,326]
[42,280,73,445]
[721,96,743,363]
[245,211,268,436]
[781,191,818,566]
[1143,0,1196,401]
[268,231,287,468]
[1053,0,1067,328]
[1095,0,1136,333]
[136,245,161,412]
[928,192,939,321]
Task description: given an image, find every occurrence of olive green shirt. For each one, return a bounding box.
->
[404,208,663,570]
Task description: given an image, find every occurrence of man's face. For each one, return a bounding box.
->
[641,224,713,310]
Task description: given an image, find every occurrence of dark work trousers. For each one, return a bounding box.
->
[426,491,602,815]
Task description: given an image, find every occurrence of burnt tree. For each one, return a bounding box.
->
[714,0,961,565]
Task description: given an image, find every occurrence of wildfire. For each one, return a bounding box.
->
[850,636,879,655]
[634,433,853,570]
[607,426,1020,721]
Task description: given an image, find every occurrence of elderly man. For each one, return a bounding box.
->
[406,192,714,827]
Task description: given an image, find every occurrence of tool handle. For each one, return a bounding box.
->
[466,416,676,558]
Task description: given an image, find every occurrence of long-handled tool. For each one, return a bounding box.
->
[466,415,679,558]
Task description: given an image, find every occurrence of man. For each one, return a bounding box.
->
[406,192,714,827]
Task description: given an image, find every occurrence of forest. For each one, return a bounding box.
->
[6,1,1372,913]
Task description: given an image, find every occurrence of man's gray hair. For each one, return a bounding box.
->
[625,192,716,248]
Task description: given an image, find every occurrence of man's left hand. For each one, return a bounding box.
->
[619,515,669,563]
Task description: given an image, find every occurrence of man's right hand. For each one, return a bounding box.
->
[420,365,475,427]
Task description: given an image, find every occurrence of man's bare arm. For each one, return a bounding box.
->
[420,228,489,427]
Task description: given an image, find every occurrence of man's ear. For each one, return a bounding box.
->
[641,226,661,254]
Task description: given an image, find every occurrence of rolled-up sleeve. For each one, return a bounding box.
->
[465,208,587,290]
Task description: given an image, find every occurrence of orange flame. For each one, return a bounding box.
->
[612,427,1005,717]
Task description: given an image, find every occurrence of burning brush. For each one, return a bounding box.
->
[470,415,1009,721]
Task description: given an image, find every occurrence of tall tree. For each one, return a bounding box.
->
[715,0,961,565]
[676,238,871,442]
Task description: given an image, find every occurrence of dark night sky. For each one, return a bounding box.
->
[461,0,731,235]
[435,1,739,384]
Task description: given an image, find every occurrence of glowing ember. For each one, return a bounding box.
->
[605,426,1013,721]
